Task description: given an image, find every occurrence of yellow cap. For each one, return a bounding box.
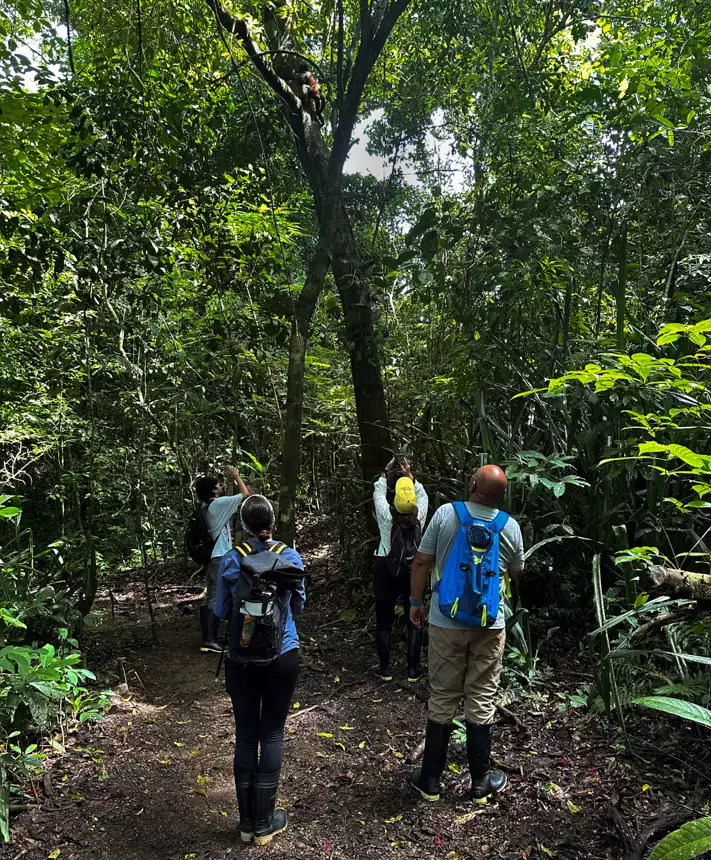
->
[394,477,417,514]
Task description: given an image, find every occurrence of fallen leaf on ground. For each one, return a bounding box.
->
[455,811,485,824]
[318,732,334,738]
[385,814,403,823]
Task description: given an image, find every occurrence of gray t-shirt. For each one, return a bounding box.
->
[205,494,244,558]
[419,502,525,630]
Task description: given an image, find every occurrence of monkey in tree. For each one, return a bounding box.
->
[292,63,325,126]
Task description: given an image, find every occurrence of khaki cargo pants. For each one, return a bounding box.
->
[428,623,506,725]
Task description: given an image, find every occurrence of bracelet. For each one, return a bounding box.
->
[410,599,423,607]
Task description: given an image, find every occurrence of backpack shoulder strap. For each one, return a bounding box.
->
[234,541,255,557]
[488,511,510,534]
[268,542,288,555]
[452,501,473,525]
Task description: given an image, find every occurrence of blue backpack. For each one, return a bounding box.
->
[435,502,509,628]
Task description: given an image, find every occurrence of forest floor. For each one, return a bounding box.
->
[7,524,710,860]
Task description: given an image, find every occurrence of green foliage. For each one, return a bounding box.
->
[631,697,711,730]
[0,500,111,842]
[649,818,711,860]
[1,0,711,838]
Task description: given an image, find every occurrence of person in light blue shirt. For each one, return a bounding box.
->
[214,494,305,847]
[194,466,249,652]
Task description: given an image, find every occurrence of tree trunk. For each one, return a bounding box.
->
[332,248,392,524]
[277,243,331,545]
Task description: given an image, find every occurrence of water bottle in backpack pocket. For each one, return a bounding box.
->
[228,541,304,666]
[434,502,509,628]
[235,579,284,660]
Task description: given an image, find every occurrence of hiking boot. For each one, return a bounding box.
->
[466,721,507,799]
[235,771,254,843]
[375,630,393,681]
[410,719,452,801]
[406,628,423,683]
[199,605,221,653]
[253,770,287,846]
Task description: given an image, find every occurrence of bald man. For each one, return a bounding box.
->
[409,465,524,803]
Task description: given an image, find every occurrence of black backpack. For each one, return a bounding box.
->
[185,500,215,565]
[386,510,422,577]
[228,541,304,666]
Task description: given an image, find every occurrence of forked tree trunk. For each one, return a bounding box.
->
[204,0,408,544]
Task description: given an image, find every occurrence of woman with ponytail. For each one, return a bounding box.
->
[372,458,429,682]
[214,494,305,846]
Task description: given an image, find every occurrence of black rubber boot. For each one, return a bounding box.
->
[410,720,453,801]
[199,606,221,653]
[375,631,393,681]
[235,771,254,843]
[466,721,507,799]
[406,628,423,682]
[253,771,287,846]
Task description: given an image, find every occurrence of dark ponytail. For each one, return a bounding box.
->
[240,494,275,541]
[390,507,418,533]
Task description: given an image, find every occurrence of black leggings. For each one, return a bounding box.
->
[225,649,300,775]
[373,556,414,632]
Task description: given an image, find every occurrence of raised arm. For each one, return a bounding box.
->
[226,465,249,498]
[373,475,391,523]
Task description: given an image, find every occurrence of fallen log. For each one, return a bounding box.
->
[646,566,711,602]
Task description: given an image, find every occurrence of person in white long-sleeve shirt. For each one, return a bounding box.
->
[372,458,428,682]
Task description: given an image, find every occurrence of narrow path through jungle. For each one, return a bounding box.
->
[9,527,707,860]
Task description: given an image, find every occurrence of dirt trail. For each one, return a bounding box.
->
[7,538,706,860]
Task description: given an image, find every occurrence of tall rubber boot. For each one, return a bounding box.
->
[375,630,393,681]
[466,721,507,799]
[253,771,287,846]
[235,771,254,843]
[410,720,453,801]
[406,628,423,682]
[199,606,221,653]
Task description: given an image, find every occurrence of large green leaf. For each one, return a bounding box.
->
[632,696,711,729]
[662,652,711,667]
[649,817,711,860]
